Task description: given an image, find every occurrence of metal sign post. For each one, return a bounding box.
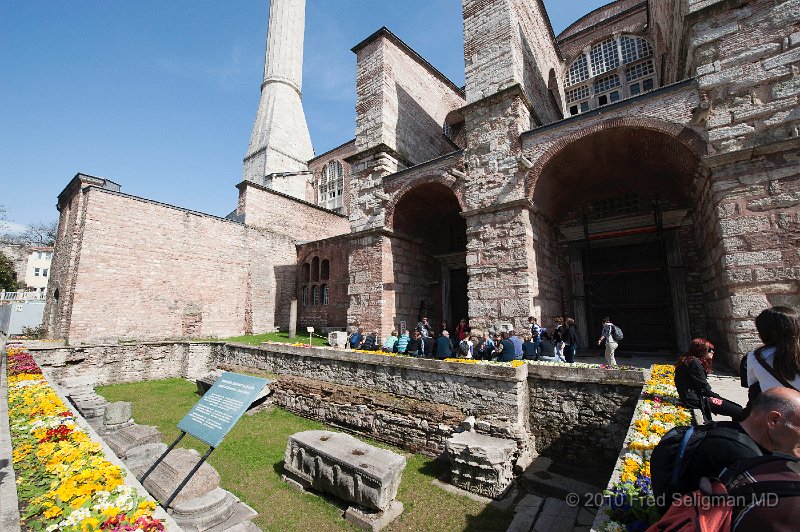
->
[137,372,269,510]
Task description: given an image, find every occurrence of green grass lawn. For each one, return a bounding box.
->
[219,331,330,347]
[97,379,513,531]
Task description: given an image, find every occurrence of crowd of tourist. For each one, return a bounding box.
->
[347,315,601,363]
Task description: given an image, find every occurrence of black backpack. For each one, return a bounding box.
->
[651,422,762,513]
[611,324,624,341]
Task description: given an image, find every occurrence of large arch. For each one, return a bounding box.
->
[527,120,708,355]
[388,182,468,330]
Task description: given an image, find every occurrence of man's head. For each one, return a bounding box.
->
[528,316,537,324]
[442,330,449,337]
[421,317,429,324]
[741,387,800,458]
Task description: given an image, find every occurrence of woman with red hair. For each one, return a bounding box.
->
[675,338,744,420]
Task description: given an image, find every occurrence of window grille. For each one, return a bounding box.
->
[592,194,640,219]
[625,60,655,82]
[620,36,653,65]
[301,286,308,306]
[318,160,344,210]
[594,74,620,94]
[565,85,590,104]
[322,284,329,305]
[567,55,590,87]
[590,38,619,77]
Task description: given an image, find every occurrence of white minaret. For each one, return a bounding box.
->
[243,0,314,198]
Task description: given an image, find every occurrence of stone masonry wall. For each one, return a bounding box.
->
[28,340,645,466]
[219,343,528,428]
[686,0,800,366]
[690,0,800,154]
[508,0,562,125]
[466,204,540,334]
[527,368,640,467]
[693,145,800,366]
[30,342,221,385]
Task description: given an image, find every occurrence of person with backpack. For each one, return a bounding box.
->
[651,387,800,516]
[349,327,365,350]
[597,316,621,366]
[675,338,744,420]
[746,306,800,397]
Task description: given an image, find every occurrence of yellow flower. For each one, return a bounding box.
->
[43,505,63,519]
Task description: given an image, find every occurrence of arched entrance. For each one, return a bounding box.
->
[532,124,704,354]
[390,182,467,330]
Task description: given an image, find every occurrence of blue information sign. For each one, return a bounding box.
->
[177,372,269,447]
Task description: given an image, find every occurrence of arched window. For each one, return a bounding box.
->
[302,263,310,283]
[318,160,344,211]
[322,284,329,305]
[311,286,319,305]
[311,257,320,282]
[564,35,656,116]
[301,286,309,306]
[321,259,330,281]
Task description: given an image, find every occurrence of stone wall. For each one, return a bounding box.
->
[686,0,800,366]
[26,340,645,467]
[527,367,640,467]
[29,342,221,385]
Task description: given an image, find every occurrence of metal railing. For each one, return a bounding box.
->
[0,291,46,302]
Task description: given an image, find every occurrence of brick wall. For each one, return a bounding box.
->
[352,29,465,167]
[237,181,350,240]
[296,236,350,330]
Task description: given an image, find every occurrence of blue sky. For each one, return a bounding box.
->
[1,0,608,228]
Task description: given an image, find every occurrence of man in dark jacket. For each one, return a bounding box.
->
[435,330,453,359]
[498,332,517,362]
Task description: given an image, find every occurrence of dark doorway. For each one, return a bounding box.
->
[583,237,672,352]
[449,268,469,326]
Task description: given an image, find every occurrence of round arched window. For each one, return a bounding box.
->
[564,35,656,116]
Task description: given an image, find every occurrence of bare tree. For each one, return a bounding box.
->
[1,220,58,246]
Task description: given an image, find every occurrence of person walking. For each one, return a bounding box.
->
[552,317,566,362]
[597,317,619,366]
[563,318,578,363]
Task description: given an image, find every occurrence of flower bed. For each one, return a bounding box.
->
[5,343,165,531]
[600,364,691,531]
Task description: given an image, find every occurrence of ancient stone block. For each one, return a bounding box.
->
[328,331,348,348]
[445,431,516,498]
[106,424,163,459]
[103,401,132,426]
[283,430,406,511]
[140,448,221,507]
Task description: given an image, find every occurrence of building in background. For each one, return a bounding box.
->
[24,247,53,293]
[46,0,800,370]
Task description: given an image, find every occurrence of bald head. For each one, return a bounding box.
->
[742,387,800,458]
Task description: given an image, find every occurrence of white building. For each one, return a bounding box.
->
[24,247,53,292]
